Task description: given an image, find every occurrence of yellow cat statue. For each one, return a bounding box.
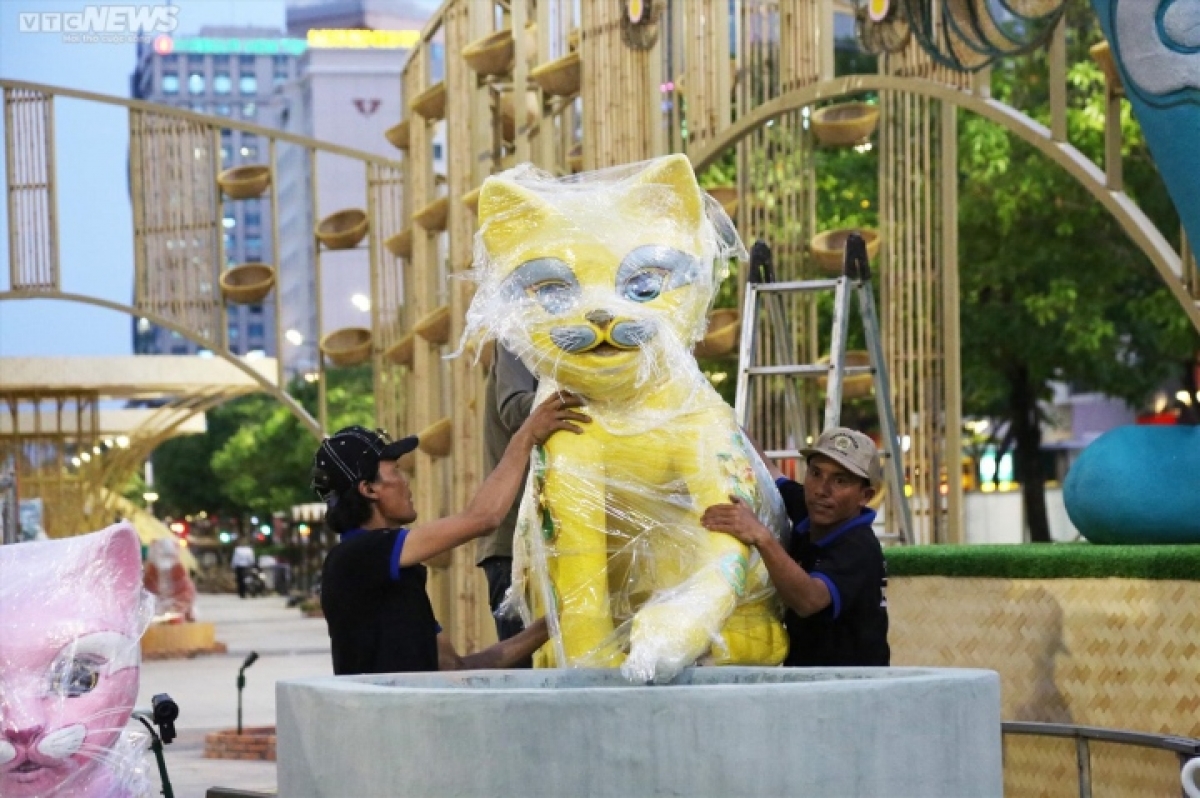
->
[463,154,790,683]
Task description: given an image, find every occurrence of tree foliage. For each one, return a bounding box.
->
[958,0,1198,540]
[152,365,376,520]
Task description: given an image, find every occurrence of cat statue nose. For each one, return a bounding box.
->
[585,309,614,330]
[1,724,44,751]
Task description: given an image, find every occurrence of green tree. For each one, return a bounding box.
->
[958,0,1198,541]
[153,365,376,520]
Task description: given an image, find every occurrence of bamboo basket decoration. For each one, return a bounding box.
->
[461,186,482,215]
[567,142,583,173]
[1089,41,1124,96]
[383,333,415,367]
[219,263,275,304]
[811,102,880,147]
[462,25,536,78]
[384,119,410,150]
[418,417,454,458]
[414,305,452,345]
[316,209,369,250]
[383,228,413,259]
[409,81,447,120]
[530,51,582,97]
[706,185,739,218]
[855,1,911,55]
[217,165,271,200]
[500,91,541,142]
[693,308,740,358]
[817,350,874,399]
[413,196,450,232]
[810,228,881,275]
[320,327,373,368]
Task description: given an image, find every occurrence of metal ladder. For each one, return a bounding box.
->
[733,235,914,544]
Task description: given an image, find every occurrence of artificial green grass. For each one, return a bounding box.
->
[884,543,1200,581]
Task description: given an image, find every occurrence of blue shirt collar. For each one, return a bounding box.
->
[341,527,405,542]
[796,507,877,547]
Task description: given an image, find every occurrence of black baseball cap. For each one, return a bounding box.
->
[311,426,418,502]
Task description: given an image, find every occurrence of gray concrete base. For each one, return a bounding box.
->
[277,667,1002,798]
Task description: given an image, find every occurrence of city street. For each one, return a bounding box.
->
[136,593,331,798]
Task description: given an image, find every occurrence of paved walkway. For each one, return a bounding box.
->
[136,593,332,798]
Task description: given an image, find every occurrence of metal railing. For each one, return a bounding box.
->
[1002,721,1200,798]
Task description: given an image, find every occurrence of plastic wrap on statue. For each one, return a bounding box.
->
[0,524,155,798]
[143,536,197,623]
[461,155,790,683]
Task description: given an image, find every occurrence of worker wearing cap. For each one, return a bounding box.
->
[311,394,588,675]
[701,427,889,667]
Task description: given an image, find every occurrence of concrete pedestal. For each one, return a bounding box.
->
[277,667,1001,798]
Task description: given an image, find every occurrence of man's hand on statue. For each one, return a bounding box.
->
[523,392,590,444]
[701,497,771,549]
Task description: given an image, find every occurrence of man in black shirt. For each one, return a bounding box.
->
[701,427,889,667]
[311,394,588,675]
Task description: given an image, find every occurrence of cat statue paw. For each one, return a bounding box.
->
[0,524,155,797]
[464,154,791,683]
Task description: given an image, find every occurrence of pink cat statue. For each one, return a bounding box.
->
[0,523,154,797]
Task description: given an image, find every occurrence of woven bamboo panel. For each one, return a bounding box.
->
[369,162,407,440]
[878,91,947,543]
[3,87,58,291]
[777,0,824,92]
[129,109,223,344]
[1091,742,1179,798]
[580,0,660,168]
[893,577,1200,797]
[675,0,732,155]
[442,0,491,657]
[1002,736,1180,798]
[403,25,453,590]
[740,108,822,464]
[0,392,99,538]
[1003,734,1078,798]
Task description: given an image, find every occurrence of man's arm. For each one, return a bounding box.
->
[438,619,550,670]
[700,498,831,617]
[495,345,538,432]
[399,395,588,566]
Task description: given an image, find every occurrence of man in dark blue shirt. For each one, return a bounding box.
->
[701,427,889,667]
[312,394,588,675]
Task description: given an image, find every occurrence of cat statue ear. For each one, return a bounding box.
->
[478,178,560,269]
[95,523,147,616]
[625,153,706,235]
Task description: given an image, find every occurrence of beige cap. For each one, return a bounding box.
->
[801,427,882,485]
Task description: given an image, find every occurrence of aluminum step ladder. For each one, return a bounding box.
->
[734,235,914,544]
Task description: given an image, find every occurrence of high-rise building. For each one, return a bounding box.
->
[275,2,440,367]
[130,27,307,359]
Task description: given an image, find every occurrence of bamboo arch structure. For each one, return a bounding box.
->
[384,0,1200,661]
[1,78,406,537]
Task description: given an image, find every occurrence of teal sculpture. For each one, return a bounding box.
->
[1064,425,1200,544]
[1090,0,1200,256]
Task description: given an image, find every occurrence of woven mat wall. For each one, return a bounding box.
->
[892,577,1197,798]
